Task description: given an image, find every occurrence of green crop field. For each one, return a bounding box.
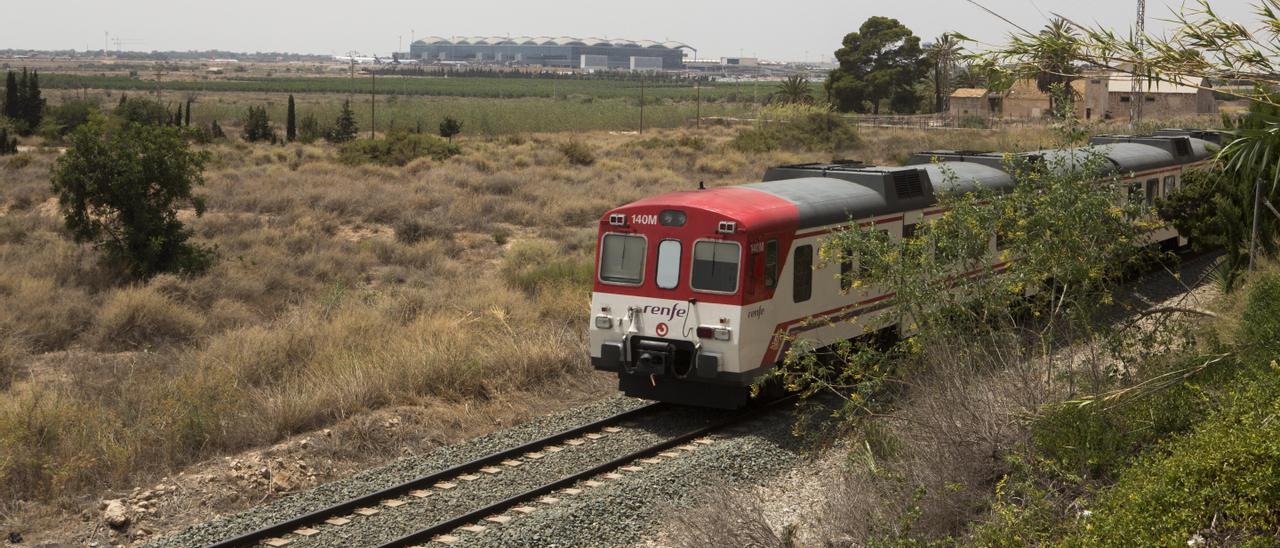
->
[40,73,802,102]
[182,92,755,135]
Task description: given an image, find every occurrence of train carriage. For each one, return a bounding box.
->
[589,132,1218,408]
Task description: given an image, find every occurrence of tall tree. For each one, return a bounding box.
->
[22,69,43,131]
[825,17,928,114]
[242,105,272,142]
[285,94,296,142]
[328,99,358,143]
[184,98,192,127]
[925,34,962,113]
[3,71,17,120]
[51,120,214,279]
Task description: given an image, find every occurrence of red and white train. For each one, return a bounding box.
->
[589,132,1219,408]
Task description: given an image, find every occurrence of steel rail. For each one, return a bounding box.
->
[207,401,667,548]
[378,396,796,547]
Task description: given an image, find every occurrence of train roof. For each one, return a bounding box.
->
[911,134,1215,175]
[606,131,1218,234]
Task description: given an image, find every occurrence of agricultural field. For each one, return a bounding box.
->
[0,122,1058,544]
[39,72,792,102]
[39,87,759,136]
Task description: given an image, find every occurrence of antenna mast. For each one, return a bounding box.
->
[1129,0,1145,128]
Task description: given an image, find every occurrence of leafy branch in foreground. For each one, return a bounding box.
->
[969,1,1280,106]
[772,148,1159,422]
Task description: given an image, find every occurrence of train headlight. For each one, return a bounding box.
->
[594,315,613,329]
[696,326,731,341]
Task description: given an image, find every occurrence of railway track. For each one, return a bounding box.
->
[207,397,793,547]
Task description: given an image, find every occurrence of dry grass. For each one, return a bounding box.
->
[0,123,1059,513]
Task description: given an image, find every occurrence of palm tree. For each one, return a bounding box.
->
[925,33,962,113]
[1030,18,1081,113]
[952,62,987,89]
[773,75,814,105]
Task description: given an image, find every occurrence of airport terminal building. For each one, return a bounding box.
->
[408,36,691,70]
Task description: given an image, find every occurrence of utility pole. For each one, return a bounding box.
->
[1130,0,1146,128]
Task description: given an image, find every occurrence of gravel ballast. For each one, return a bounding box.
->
[146,396,654,547]
[464,408,803,548]
[145,395,801,548]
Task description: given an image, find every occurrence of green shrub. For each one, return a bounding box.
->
[242,105,274,142]
[1239,273,1280,359]
[44,99,100,137]
[337,131,459,167]
[500,240,592,295]
[1064,361,1280,547]
[113,97,170,126]
[393,217,449,244]
[439,116,463,142]
[559,140,596,166]
[730,110,859,153]
[630,135,707,151]
[327,99,358,143]
[297,113,325,144]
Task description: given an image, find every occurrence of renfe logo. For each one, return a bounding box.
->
[642,303,688,321]
[631,214,658,225]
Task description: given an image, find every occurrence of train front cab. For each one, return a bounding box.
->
[588,201,786,409]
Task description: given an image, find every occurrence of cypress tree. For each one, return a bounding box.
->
[23,69,43,131]
[285,94,296,142]
[184,98,192,127]
[3,71,17,120]
[16,69,28,122]
[119,93,128,107]
[174,103,183,126]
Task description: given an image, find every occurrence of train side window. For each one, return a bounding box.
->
[1163,175,1176,196]
[764,240,778,289]
[655,240,682,290]
[1146,178,1159,206]
[793,245,812,303]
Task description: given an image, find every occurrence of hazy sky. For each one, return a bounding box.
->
[2,1,1263,61]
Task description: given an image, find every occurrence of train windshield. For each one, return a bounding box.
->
[691,241,741,293]
[599,233,646,285]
